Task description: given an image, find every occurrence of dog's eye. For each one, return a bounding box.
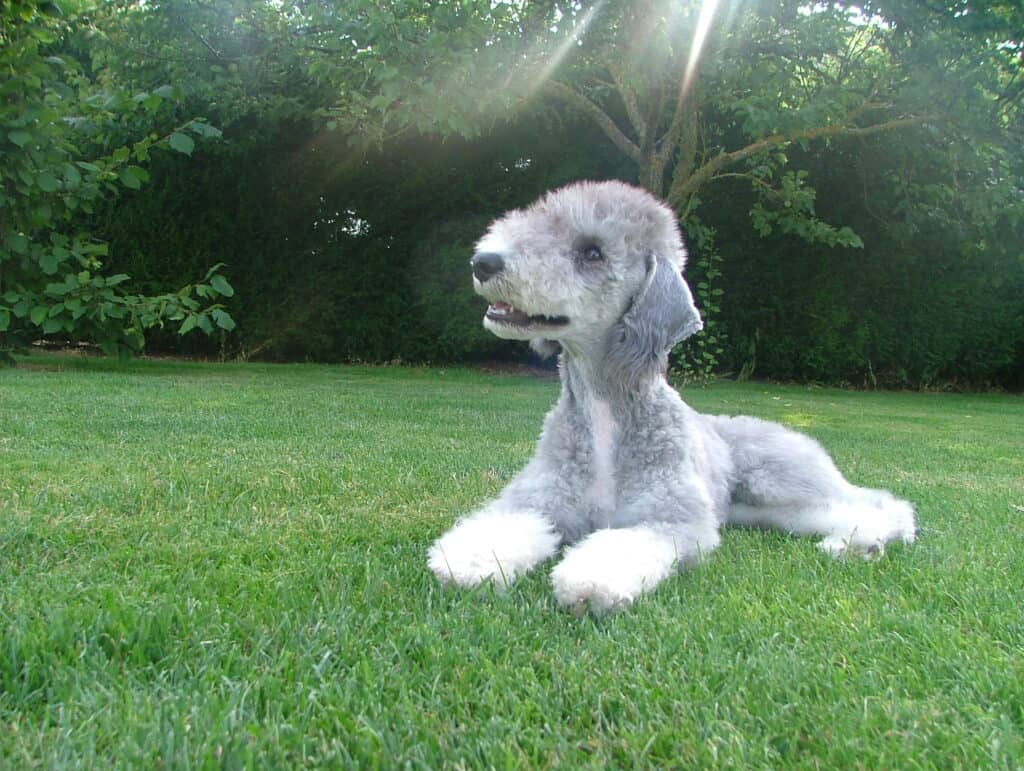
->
[581,245,603,262]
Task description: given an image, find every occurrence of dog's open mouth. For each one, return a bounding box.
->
[485,301,569,328]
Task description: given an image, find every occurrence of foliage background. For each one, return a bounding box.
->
[3,0,1022,388]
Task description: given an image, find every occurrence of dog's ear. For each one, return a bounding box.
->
[614,254,703,359]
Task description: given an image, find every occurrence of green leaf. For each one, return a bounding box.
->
[37,172,59,192]
[211,308,236,331]
[39,251,60,275]
[63,163,82,185]
[202,274,231,298]
[153,85,175,98]
[209,274,234,297]
[30,306,48,326]
[119,166,150,190]
[187,121,222,138]
[0,308,9,332]
[119,169,141,190]
[124,328,145,350]
[168,132,195,156]
[8,130,31,148]
[7,234,28,254]
[112,147,130,163]
[178,315,198,335]
[81,241,109,257]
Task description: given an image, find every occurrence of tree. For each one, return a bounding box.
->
[27,0,1017,386]
[318,0,1021,382]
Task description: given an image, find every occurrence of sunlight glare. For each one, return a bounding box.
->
[681,0,723,101]
[528,2,605,98]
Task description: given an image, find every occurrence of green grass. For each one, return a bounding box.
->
[1,355,1022,768]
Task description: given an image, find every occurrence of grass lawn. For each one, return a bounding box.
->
[1,355,1022,768]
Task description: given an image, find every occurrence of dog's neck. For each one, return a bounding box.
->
[559,341,665,407]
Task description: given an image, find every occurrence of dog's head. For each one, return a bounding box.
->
[471,180,702,363]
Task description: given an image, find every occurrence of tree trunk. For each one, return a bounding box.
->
[639,152,663,197]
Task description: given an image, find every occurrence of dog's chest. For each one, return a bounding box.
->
[582,397,618,515]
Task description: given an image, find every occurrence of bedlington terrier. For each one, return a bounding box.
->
[428,180,916,612]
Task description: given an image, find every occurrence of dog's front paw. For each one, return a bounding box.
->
[550,527,681,613]
[550,566,635,613]
[428,509,560,589]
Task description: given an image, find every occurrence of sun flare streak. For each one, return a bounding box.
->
[681,0,723,101]
[529,2,605,98]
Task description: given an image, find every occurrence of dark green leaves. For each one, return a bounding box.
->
[1,3,227,361]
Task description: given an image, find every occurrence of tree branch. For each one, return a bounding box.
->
[653,45,705,174]
[544,80,642,163]
[711,172,776,193]
[668,114,936,209]
[607,61,647,144]
[189,25,230,61]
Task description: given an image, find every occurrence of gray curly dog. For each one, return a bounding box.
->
[428,180,916,612]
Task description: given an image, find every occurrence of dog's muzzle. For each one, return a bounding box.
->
[471,252,569,331]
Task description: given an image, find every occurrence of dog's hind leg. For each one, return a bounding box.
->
[707,414,916,557]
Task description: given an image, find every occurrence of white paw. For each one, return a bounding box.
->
[428,509,560,588]
[550,527,683,613]
[817,495,917,559]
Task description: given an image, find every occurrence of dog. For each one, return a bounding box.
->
[428,180,916,611]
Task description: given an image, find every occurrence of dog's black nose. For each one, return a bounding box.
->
[471,252,505,283]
